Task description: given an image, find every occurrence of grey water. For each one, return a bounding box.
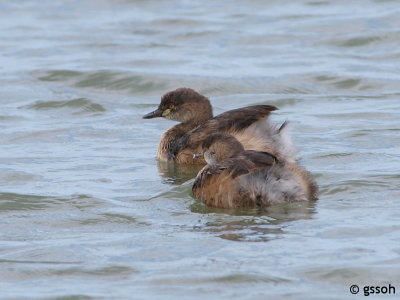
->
[1,0,399,299]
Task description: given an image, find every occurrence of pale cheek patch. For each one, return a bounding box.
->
[162,109,171,117]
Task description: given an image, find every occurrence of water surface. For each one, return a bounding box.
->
[1,0,400,299]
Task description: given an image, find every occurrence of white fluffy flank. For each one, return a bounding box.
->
[238,165,308,205]
[274,121,298,163]
[235,119,298,163]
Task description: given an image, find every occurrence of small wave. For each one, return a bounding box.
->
[312,74,383,91]
[323,179,392,196]
[0,115,24,121]
[0,192,56,211]
[22,98,106,114]
[150,18,205,27]
[338,36,382,47]
[38,70,83,81]
[35,70,289,96]
[0,171,39,184]
[275,86,316,95]
[306,1,330,5]
[52,265,137,277]
[37,70,168,94]
[75,72,168,92]
[0,192,101,211]
[212,273,292,284]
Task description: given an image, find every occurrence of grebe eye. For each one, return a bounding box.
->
[210,151,215,155]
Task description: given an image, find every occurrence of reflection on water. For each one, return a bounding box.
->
[191,201,317,242]
[157,160,204,184]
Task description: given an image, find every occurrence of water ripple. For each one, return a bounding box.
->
[22,98,106,114]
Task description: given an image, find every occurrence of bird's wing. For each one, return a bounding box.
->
[172,105,277,157]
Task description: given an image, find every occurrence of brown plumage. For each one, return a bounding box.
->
[192,134,318,208]
[143,87,288,164]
